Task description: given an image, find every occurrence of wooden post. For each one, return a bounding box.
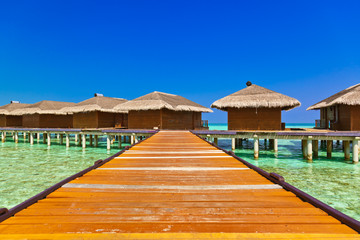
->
[231,138,235,150]
[1,132,5,143]
[254,137,259,160]
[344,140,350,160]
[29,133,34,145]
[82,134,86,149]
[353,139,359,163]
[273,139,278,152]
[75,134,78,144]
[66,134,70,147]
[118,135,122,148]
[59,134,63,145]
[89,135,93,146]
[107,135,111,150]
[131,135,135,145]
[14,132,18,143]
[47,133,51,146]
[37,133,40,142]
[301,140,306,159]
[312,140,318,158]
[43,133,46,144]
[214,138,218,146]
[23,132,27,140]
[306,139,313,161]
[94,135,98,147]
[327,140,333,159]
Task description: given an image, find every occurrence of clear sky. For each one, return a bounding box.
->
[1,1,359,123]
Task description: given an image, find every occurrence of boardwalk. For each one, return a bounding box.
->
[0,131,359,239]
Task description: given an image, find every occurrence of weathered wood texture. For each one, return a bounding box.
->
[0,131,357,237]
[73,111,128,128]
[22,114,73,128]
[228,107,282,130]
[0,115,22,127]
[129,110,202,130]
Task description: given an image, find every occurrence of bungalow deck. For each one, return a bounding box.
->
[0,131,359,239]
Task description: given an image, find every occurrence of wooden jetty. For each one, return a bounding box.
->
[194,129,360,163]
[0,131,359,239]
[0,128,156,150]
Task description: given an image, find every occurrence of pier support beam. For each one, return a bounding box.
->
[75,134,78,145]
[131,135,135,145]
[43,133,46,144]
[273,139,278,152]
[344,140,350,160]
[327,140,333,159]
[14,132,18,143]
[306,139,313,162]
[65,134,70,147]
[118,135,122,148]
[82,134,86,149]
[254,136,259,160]
[59,134,63,145]
[94,135,98,147]
[107,135,111,150]
[89,135,93,146]
[231,138,235,150]
[353,139,359,163]
[37,133,40,142]
[29,133,33,145]
[47,133,51,146]
[23,132,27,140]
[312,140,318,159]
[1,132,5,143]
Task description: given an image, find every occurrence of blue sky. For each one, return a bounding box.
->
[0,1,359,123]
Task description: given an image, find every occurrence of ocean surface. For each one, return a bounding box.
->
[209,123,360,221]
[0,125,359,222]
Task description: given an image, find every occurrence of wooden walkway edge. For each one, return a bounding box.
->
[0,131,359,239]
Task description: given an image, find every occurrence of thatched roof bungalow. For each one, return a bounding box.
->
[307,83,360,131]
[114,91,212,130]
[10,100,75,128]
[61,94,128,128]
[211,82,301,130]
[0,101,31,127]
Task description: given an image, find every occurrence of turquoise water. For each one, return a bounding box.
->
[209,123,360,221]
[0,135,125,209]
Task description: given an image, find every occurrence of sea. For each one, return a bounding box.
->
[0,124,359,222]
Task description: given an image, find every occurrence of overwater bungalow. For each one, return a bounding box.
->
[114,91,212,130]
[10,100,75,128]
[0,101,31,127]
[61,94,128,128]
[211,82,301,130]
[307,83,360,131]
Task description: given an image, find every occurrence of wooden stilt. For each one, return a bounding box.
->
[59,134,63,145]
[353,139,359,163]
[214,138,218,146]
[66,134,70,147]
[344,140,350,160]
[231,138,235,150]
[89,135,93,146]
[312,140,318,158]
[254,137,259,160]
[107,135,111,150]
[30,133,34,145]
[75,134,78,144]
[82,134,86,149]
[37,133,40,142]
[306,139,312,162]
[131,135,135,145]
[1,132,5,143]
[47,133,51,146]
[273,139,278,152]
[14,132,18,143]
[327,140,333,159]
[118,135,122,148]
[94,135,98,147]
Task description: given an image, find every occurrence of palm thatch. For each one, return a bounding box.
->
[307,83,360,110]
[9,100,76,116]
[211,83,301,111]
[0,102,31,115]
[61,96,128,113]
[114,91,212,113]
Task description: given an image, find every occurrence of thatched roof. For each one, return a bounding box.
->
[114,91,212,113]
[9,100,76,116]
[61,96,128,113]
[211,82,301,111]
[307,83,360,110]
[0,102,31,115]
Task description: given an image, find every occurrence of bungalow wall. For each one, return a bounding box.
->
[351,106,360,131]
[23,114,73,128]
[227,107,282,130]
[128,109,202,130]
[73,111,128,128]
[0,115,23,127]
